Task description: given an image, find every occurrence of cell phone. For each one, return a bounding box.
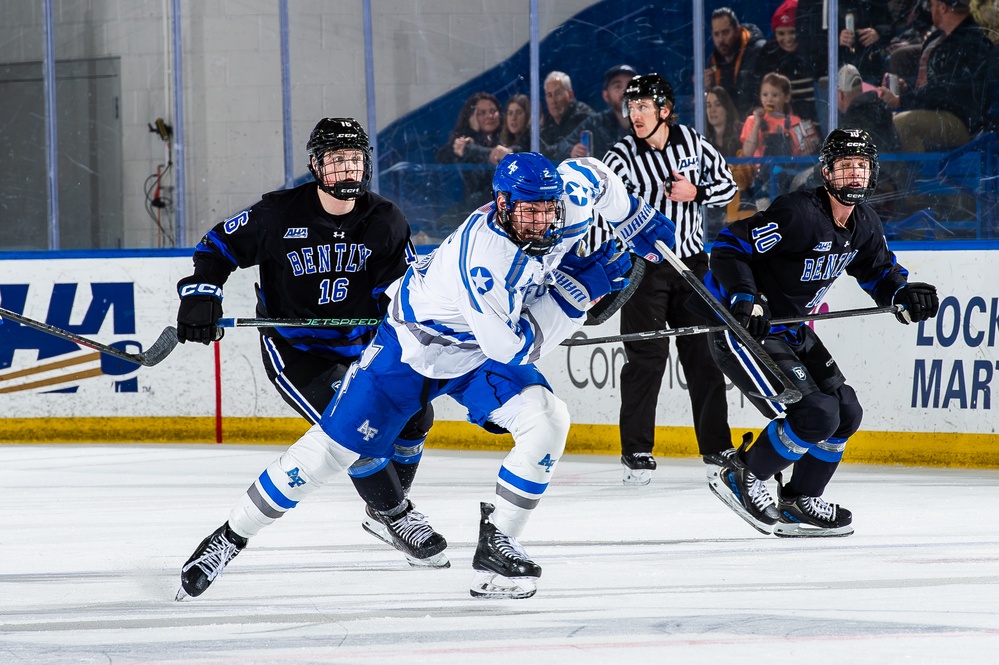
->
[580,130,592,155]
[887,73,899,96]
[845,13,855,33]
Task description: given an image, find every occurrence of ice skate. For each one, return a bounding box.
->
[176,522,247,600]
[621,452,657,485]
[470,502,541,599]
[702,446,739,481]
[773,476,854,538]
[708,452,779,534]
[362,500,450,568]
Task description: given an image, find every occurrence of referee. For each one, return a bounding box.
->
[603,73,738,486]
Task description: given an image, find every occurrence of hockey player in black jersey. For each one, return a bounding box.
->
[698,128,939,537]
[175,119,446,598]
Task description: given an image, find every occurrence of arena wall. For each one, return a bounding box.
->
[1,248,996,467]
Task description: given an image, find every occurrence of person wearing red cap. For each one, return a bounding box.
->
[754,0,820,125]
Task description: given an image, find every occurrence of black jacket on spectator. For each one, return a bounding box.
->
[755,42,821,123]
[708,23,767,116]
[841,91,900,153]
[540,99,594,149]
[549,108,629,163]
[436,130,499,208]
[903,16,994,135]
[839,1,895,84]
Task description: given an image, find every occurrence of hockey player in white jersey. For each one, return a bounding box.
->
[176,151,676,600]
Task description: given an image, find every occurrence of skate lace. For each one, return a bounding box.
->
[390,509,436,548]
[492,531,532,563]
[800,496,834,521]
[746,472,776,511]
[184,535,239,582]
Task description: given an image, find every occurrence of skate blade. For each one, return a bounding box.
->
[405,551,451,569]
[362,519,450,568]
[622,468,652,486]
[175,587,191,602]
[469,570,537,599]
[773,522,854,538]
[707,477,775,535]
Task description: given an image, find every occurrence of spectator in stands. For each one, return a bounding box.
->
[882,0,993,152]
[755,0,821,125]
[705,8,767,116]
[436,92,504,234]
[838,65,900,154]
[741,72,821,159]
[489,94,533,165]
[549,64,637,162]
[839,2,896,84]
[539,71,594,150]
[705,86,754,230]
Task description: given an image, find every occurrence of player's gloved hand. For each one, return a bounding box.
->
[729,292,771,339]
[176,276,224,344]
[550,241,632,318]
[613,198,676,264]
[892,282,939,324]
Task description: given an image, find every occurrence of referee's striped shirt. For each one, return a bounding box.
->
[598,124,737,259]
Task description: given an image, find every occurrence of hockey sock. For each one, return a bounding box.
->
[785,438,845,497]
[489,386,570,538]
[347,458,407,513]
[228,424,358,537]
[390,437,424,496]
[743,419,809,480]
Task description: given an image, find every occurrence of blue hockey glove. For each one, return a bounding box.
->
[177,276,224,344]
[730,292,771,340]
[550,241,632,318]
[612,198,676,264]
[892,282,939,324]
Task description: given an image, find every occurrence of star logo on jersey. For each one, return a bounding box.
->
[565,181,588,207]
[469,266,495,294]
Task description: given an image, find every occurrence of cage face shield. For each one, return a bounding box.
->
[492,152,566,256]
[307,118,372,199]
[820,128,880,205]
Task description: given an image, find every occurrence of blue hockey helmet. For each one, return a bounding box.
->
[492,152,566,256]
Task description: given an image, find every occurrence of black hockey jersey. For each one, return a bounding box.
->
[702,187,909,333]
[189,182,415,358]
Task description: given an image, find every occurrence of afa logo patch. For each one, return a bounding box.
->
[566,181,588,207]
[469,266,495,294]
[284,227,308,239]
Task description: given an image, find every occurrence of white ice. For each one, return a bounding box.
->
[1,444,997,665]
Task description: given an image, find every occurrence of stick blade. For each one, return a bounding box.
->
[136,326,179,366]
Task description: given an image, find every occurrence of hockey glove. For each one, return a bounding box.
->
[729,292,771,340]
[177,276,224,344]
[892,282,939,324]
[612,198,676,264]
[550,241,632,318]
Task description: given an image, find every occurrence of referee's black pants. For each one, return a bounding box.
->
[618,251,732,457]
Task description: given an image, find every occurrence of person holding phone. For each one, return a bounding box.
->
[548,64,637,163]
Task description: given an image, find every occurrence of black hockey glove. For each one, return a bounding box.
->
[892,282,939,324]
[176,276,224,344]
[729,292,771,340]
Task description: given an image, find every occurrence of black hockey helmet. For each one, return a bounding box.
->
[622,73,676,138]
[819,128,880,205]
[307,117,372,200]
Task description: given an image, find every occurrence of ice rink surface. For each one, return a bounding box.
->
[1,444,997,665]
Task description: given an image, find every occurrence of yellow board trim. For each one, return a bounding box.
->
[1,418,996,468]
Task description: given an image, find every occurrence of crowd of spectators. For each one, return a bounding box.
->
[426,0,996,235]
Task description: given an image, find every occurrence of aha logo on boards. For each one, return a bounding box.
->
[0,282,142,394]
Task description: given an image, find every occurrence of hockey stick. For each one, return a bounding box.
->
[651,240,802,404]
[217,317,381,328]
[0,306,179,367]
[562,304,902,347]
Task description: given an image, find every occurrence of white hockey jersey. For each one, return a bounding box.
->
[386,157,637,379]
